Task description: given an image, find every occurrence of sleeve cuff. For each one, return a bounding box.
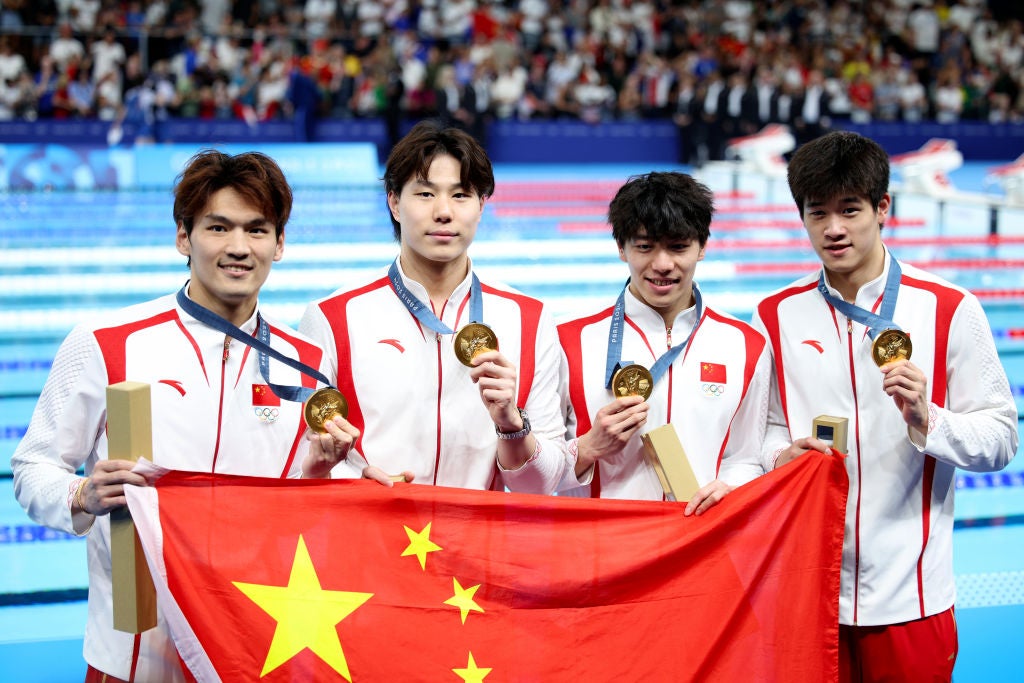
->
[909,403,939,451]
[496,438,543,473]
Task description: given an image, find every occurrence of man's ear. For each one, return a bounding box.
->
[387,191,401,224]
[175,223,190,257]
[877,193,891,229]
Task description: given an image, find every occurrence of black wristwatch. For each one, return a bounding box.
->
[495,408,531,440]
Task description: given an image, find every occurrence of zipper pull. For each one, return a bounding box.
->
[665,326,673,349]
[222,336,231,361]
[847,318,853,335]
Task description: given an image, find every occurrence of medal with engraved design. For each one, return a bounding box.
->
[303,387,349,433]
[612,364,654,400]
[454,322,499,366]
[871,329,912,367]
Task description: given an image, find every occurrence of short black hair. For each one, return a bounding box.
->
[608,172,714,247]
[382,119,494,240]
[787,131,890,218]
[173,149,292,239]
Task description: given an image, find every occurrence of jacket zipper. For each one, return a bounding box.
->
[212,336,229,473]
[434,331,443,486]
[846,316,863,624]
[665,326,673,423]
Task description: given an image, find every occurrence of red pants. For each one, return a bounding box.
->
[839,607,958,683]
[85,666,129,683]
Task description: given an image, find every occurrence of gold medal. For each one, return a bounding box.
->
[303,387,349,433]
[612,364,654,400]
[871,329,912,367]
[454,322,499,367]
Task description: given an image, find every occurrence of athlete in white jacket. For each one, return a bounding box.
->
[751,132,1018,682]
[300,120,569,494]
[558,172,769,512]
[12,150,353,682]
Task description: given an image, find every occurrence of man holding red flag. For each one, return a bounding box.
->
[752,131,1018,681]
[557,171,770,509]
[11,150,356,682]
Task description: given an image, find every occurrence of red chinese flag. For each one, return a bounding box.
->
[127,454,846,682]
[251,384,280,407]
[700,361,728,383]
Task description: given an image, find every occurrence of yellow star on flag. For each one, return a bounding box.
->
[233,535,373,681]
[444,577,484,624]
[401,522,442,570]
[453,652,492,682]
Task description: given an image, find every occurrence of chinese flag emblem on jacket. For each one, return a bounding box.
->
[127,453,846,682]
[251,384,280,407]
[700,361,728,383]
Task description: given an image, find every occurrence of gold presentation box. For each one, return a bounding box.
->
[640,423,700,503]
[107,381,158,634]
[811,415,848,454]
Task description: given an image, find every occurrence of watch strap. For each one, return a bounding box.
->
[495,408,531,440]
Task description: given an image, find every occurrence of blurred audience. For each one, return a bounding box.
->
[0,0,1019,159]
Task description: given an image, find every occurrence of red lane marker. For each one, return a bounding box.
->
[498,181,623,191]
[494,206,609,217]
[494,191,617,202]
[707,235,1024,250]
[498,182,755,201]
[715,203,799,213]
[736,259,1024,274]
[559,221,610,232]
[974,289,1024,300]
[557,216,930,232]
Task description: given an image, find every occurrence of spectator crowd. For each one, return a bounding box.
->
[0,0,1021,161]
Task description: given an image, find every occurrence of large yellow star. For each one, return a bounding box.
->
[443,577,484,624]
[453,652,492,682]
[401,522,442,570]
[233,535,373,680]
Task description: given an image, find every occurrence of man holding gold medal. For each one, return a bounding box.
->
[11,150,356,682]
[751,131,1018,682]
[557,172,770,512]
[300,120,569,493]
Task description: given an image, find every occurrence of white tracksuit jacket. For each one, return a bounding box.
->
[299,260,570,494]
[11,291,326,681]
[751,251,1018,626]
[558,288,770,499]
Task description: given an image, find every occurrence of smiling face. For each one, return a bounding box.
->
[802,192,888,301]
[388,153,484,282]
[176,186,283,326]
[619,231,706,326]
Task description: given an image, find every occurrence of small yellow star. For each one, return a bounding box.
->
[444,577,484,624]
[453,652,492,682]
[401,522,442,570]
[233,535,373,680]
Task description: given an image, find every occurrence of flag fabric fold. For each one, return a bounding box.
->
[126,452,846,682]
